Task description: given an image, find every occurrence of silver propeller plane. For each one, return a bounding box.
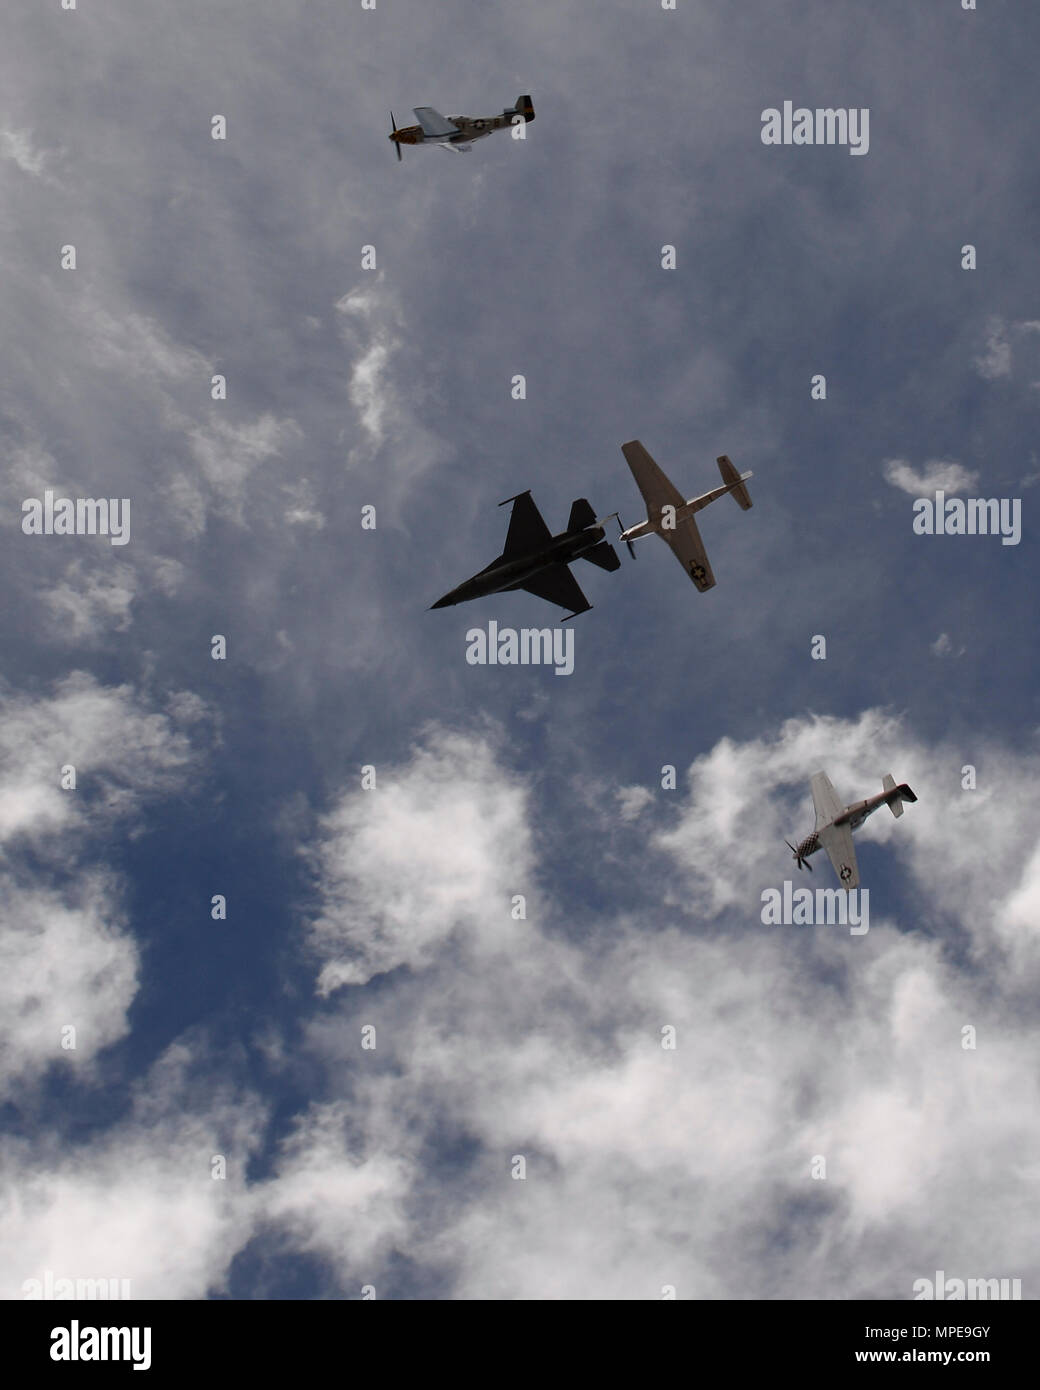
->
[786,772,918,889]
[618,441,753,591]
[389,95,534,158]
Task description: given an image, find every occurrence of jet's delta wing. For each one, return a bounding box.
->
[515,563,591,616]
[414,107,459,137]
[818,823,860,889]
[500,495,591,614]
[501,491,552,555]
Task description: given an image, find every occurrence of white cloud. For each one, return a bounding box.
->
[258,1102,412,1276]
[974,317,1012,379]
[42,559,137,640]
[0,873,138,1098]
[186,413,304,525]
[615,784,654,821]
[336,276,401,450]
[147,555,187,597]
[281,477,326,529]
[0,671,201,849]
[930,632,964,657]
[285,717,1040,1299]
[972,317,1040,384]
[0,1042,265,1300]
[333,276,450,489]
[882,458,979,496]
[80,303,212,385]
[0,675,208,1097]
[159,408,306,536]
[307,727,534,992]
[1,128,52,179]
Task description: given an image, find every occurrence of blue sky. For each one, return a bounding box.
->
[2,0,1039,1301]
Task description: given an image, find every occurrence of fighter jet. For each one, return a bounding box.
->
[389,96,535,157]
[618,441,753,592]
[786,772,918,889]
[430,491,620,620]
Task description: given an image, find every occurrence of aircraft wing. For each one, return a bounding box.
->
[818,822,860,889]
[810,772,844,828]
[662,516,716,592]
[437,142,472,153]
[501,491,552,557]
[621,440,685,522]
[414,107,460,137]
[515,562,591,617]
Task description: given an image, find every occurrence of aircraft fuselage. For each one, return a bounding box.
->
[834,791,891,830]
[620,474,750,543]
[622,495,707,542]
[796,790,900,859]
[391,113,512,147]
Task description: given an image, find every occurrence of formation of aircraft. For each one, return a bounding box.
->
[431,442,752,616]
[389,96,535,158]
[785,773,918,889]
[430,491,620,620]
[406,96,918,891]
[618,441,753,591]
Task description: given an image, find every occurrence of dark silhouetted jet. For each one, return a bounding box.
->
[431,491,621,620]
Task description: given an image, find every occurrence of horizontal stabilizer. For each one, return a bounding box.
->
[882,774,917,818]
[567,497,597,533]
[581,540,621,572]
[717,455,753,510]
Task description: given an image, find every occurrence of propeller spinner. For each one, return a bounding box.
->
[784,839,813,872]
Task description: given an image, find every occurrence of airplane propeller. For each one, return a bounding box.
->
[390,111,402,161]
[785,839,813,872]
[605,511,636,558]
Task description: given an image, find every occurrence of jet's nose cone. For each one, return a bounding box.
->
[430,595,452,610]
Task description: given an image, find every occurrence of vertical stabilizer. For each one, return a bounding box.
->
[717,455,753,510]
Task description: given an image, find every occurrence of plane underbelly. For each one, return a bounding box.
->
[494,555,550,589]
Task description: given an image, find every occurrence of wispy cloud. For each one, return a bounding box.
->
[0,127,53,180]
[974,317,1012,380]
[275,718,1040,1298]
[882,458,979,495]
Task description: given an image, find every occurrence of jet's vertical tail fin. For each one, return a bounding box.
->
[515,95,535,122]
[717,455,753,510]
[882,774,917,817]
[567,498,597,533]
